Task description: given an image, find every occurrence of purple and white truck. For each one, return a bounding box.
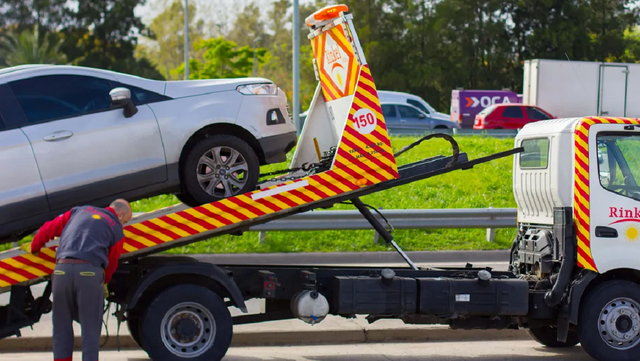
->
[450,90,521,129]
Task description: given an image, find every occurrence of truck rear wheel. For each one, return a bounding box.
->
[527,325,579,347]
[139,284,233,361]
[578,280,640,361]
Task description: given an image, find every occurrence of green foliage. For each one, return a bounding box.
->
[0,25,67,66]
[0,0,70,29]
[172,37,267,80]
[136,0,205,80]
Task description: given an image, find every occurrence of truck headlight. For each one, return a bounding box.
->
[237,84,278,95]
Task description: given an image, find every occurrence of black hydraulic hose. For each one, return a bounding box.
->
[394,133,460,166]
[544,239,575,307]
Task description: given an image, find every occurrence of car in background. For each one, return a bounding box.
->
[381,102,459,133]
[0,65,297,243]
[378,91,450,122]
[473,104,555,130]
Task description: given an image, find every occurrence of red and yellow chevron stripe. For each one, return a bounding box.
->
[311,23,359,102]
[574,116,640,272]
[332,65,399,185]
[0,40,398,288]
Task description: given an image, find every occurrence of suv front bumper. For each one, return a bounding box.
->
[258,131,297,164]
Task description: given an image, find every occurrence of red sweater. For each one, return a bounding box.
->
[32,207,124,284]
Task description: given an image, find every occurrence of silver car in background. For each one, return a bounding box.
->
[380,102,459,134]
[0,65,297,242]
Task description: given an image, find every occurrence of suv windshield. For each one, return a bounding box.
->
[597,132,640,200]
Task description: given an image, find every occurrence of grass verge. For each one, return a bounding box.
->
[140,135,518,254]
[8,136,517,254]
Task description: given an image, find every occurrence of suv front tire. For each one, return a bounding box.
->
[181,134,260,207]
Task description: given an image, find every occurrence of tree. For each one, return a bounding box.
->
[173,37,267,80]
[58,0,164,79]
[0,0,70,30]
[227,3,265,48]
[136,0,206,79]
[0,25,67,66]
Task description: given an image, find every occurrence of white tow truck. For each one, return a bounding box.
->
[0,5,639,361]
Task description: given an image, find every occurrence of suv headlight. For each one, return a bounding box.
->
[237,83,278,95]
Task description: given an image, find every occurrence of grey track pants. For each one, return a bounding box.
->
[52,263,104,361]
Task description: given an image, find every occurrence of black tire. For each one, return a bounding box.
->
[527,325,579,348]
[139,284,232,361]
[175,193,198,207]
[182,134,260,206]
[578,280,640,361]
[126,312,142,347]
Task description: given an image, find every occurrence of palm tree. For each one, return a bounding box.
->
[0,25,67,66]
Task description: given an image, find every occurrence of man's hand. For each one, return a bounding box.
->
[104,284,109,299]
[19,242,38,255]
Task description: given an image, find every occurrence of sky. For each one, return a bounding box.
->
[135,0,317,34]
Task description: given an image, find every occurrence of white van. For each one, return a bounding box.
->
[377,90,450,121]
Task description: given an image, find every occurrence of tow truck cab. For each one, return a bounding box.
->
[512,117,640,359]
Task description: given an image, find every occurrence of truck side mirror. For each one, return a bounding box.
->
[419,113,426,119]
[110,87,138,118]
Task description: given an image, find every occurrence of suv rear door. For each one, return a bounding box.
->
[10,73,167,211]
[0,86,49,229]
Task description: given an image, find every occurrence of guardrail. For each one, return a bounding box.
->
[387,127,519,137]
[250,208,518,243]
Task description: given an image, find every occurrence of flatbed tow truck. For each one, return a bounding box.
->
[1,5,640,361]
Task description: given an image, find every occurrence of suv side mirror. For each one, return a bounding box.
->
[110,87,138,118]
[418,113,426,119]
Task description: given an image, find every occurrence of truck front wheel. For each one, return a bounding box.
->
[527,325,579,348]
[578,280,640,361]
[139,284,233,361]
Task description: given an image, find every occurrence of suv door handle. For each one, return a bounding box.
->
[44,131,73,142]
[595,226,618,238]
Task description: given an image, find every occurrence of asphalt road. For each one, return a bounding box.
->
[0,341,594,361]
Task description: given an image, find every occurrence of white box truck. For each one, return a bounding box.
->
[523,58,640,119]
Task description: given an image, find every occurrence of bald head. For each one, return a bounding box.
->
[110,199,132,225]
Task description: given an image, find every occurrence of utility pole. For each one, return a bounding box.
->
[184,0,189,80]
[293,0,300,134]
[253,36,262,77]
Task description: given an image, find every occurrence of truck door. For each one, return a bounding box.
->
[598,65,628,117]
[589,125,640,272]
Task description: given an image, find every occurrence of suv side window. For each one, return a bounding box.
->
[502,106,524,118]
[0,114,5,130]
[9,75,113,124]
[526,107,550,120]
[110,82,170,105]
[398,105,423,119]
[407,99,429,114]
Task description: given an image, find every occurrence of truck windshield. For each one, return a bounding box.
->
[597,133,640,201]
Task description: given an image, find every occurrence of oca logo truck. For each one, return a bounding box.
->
[451,89,521,129]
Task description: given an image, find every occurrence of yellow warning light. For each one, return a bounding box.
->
[305,4,349,27]
[356,178,368,187]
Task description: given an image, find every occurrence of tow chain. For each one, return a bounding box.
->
[258,147,337,185]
